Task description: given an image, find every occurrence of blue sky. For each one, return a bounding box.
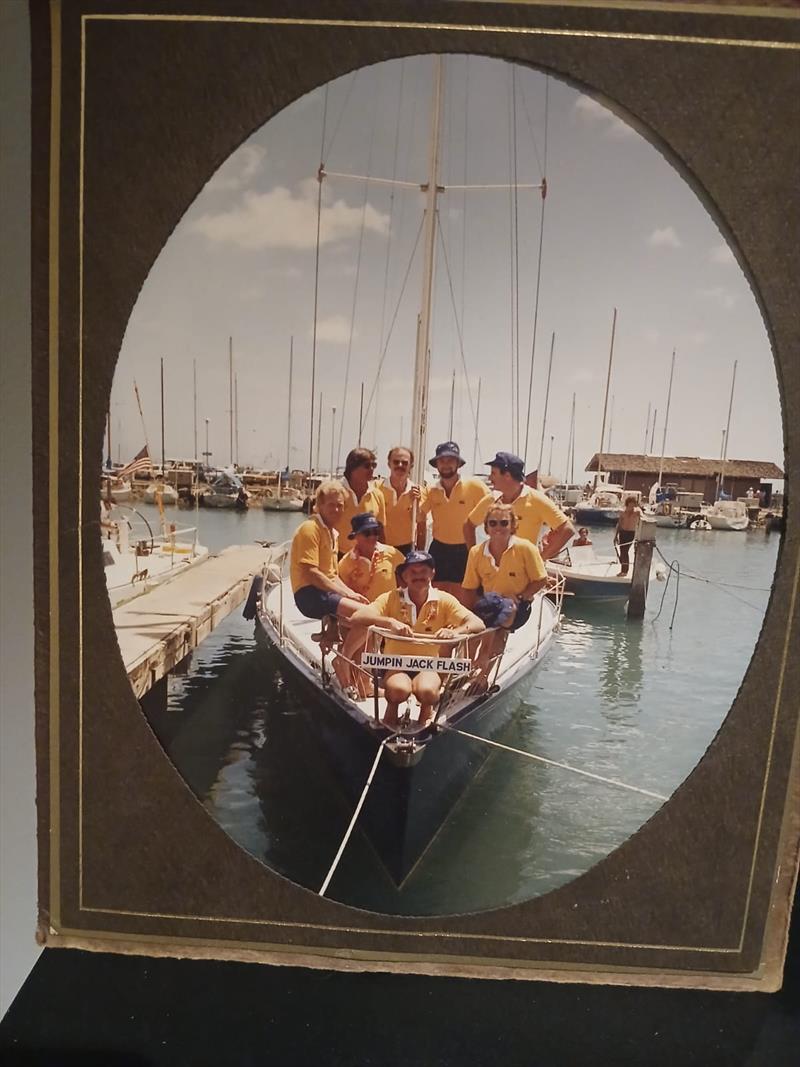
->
[112,54,783,481]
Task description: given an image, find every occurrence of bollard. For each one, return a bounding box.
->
[627,517,656,620]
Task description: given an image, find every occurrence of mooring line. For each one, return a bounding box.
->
[318,737,390,897]
[444,726,669,802]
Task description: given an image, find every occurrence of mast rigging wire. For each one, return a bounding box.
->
[323,70,358,162]
[308,85,329,472]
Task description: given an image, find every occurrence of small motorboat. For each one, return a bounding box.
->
[546,543,665,602]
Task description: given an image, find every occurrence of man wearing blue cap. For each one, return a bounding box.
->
[463,451,574,560]
[349,549,484,727]
[419,441,490,602]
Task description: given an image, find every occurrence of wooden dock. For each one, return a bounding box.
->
[114,544,271,698]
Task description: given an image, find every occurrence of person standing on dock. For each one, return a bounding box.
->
[463,452,574,561]
[333,448,387,555]
[290,482,370,626]
[378,446,427,555]
[419,441,491,602]
[614,496,641,576]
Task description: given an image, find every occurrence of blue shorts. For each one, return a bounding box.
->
[429,539,469,584]
[294,585,343,620]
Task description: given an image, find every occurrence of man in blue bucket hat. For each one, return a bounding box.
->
[418,441,490,602]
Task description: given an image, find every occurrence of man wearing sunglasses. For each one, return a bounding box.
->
[338,512,405,603]
[378,445,428,555]
[333,447,387,552]
[464,451,574,561]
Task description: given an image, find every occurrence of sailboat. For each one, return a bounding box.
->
[249,58,564,885]
[264,337,304,512]
[143,361,178,505]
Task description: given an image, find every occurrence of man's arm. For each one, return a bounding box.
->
[462,519,477,548]
[519,578,547,600]
[539,519,575,561]
[349,603,412,634]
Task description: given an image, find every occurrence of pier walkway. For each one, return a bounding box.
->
[114,544,270,698]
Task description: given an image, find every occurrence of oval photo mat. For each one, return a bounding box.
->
[109,54,781,917]
[39,1,799,979]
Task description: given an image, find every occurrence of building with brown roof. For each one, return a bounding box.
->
[585,454,784,503]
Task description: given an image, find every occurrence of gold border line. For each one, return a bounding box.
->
[456,1,800,21]
[738,545,800,950]
[68,10,797,961]
[80,12,800,50]
[77,7,86,909]
[48,0,62,933]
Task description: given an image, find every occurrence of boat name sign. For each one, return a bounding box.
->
[361,652,472,675]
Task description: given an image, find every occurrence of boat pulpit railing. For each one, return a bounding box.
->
[260,541,292,645]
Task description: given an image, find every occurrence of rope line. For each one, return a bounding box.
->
[318,737,389,896]
[323,70,358,162]
[654,545,768,614]
[445,726,669,801]
[308,86,329,471]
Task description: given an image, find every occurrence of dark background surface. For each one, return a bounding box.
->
[2,893,798,1066]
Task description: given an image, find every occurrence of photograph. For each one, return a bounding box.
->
[101,54,784,917]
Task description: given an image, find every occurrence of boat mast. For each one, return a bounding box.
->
[657,349,676,489]
[643,401,651,454]
[717,359,737,498]
[537,331,555,469]
[160,357,166,481]
[410,56,445,486]
[228,337,234,467]
[595,308,617,488]
[566,391,576,484]
[471,376,482,474]
[448,369,456,440]
[283,336,294,490]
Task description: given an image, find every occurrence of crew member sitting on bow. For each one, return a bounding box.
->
[464,451,574,560]
[333,448,387,554]
[461,503,547,672]
[419,441,490,602]
[349,550,484,728]
[378,445,427,555]
[290,482,369,641]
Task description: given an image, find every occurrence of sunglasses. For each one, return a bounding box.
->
[359,531,379,538]
[361,462,377,469]
[487,519,511,528]
[391,460,409,468]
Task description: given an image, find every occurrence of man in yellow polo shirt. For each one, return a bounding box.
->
[333,447,387,552]
[290,481,370,623]
[338,512,405,602]
[378,445,427,554]
[349,550,484,727]
[463,451,574,560]
[419,440,490,601]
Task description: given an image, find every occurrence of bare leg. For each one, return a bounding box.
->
[412,670,443,727]
[383,671,412,728]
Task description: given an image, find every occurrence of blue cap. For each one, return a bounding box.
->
[473,592,517,628]
[429,441,465,468]
[485,451,525,480]
[348,512,382,539]
[396,549,436,576]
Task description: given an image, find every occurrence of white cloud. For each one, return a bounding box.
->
[205,144,267,192]
[311,314,354,344]
[699,286,737,310]
[648,226,682,249]
[573,95,635,139]
[709,242,736,266]
[190,182,390,251]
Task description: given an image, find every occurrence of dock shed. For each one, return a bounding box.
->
[585,454,784,503]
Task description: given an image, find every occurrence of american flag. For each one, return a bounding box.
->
[118,445,152,479]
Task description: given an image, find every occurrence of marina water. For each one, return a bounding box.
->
[139,503,779,916]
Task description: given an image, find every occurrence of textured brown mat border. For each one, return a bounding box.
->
[33,0,800,989]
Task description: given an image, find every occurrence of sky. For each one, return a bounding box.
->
[111,54,784,483]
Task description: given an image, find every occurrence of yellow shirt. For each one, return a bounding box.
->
[333,478,387,547]
[468,485,567,545]
[462,536,547,597]
[338,542,404,602]
[290,515,339,592]
[421,477,490,545]
[370,587,473,657]
[378,479,427,547]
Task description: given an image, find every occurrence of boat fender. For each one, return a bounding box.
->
[242,574,263,620]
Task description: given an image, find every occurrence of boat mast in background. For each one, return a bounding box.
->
[410,56,444,487]
[656,349,676,490]
[717,359,738,499]
[537,331,555,470]
[160,356,166,480]
[594,307,617,488]
[228,337,234,467]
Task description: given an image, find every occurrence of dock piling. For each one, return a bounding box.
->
[628,518,656,620]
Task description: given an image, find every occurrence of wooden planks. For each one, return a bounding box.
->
[113,544,270,697]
